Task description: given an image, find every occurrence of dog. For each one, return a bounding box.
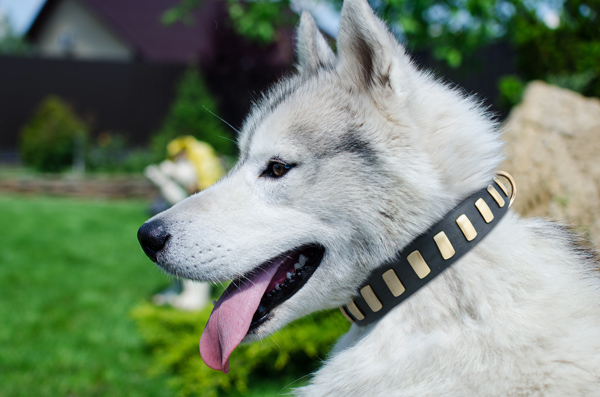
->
[138,0,600,394]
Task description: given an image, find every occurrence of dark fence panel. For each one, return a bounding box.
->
[0,42,516,160]
[0,56,185,152]
[413,42,518,119]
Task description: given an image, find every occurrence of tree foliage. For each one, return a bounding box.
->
[0,14,30,55]
[152,67,235,158]
[166,0,600,99]
[509,0,599,97]
[164,0,521,66]
[369,0,517,67]
[163,0,295,44]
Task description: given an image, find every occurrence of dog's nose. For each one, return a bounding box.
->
[137,220,170,262]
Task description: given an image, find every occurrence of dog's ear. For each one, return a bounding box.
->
[296,11,336,73]
[337,0,402,91]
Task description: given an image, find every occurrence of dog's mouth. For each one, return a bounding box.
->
[249,244,325,330]
[199,244,325,373]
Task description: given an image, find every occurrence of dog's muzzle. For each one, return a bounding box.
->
[137,220,170,262]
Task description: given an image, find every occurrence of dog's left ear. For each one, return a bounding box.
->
[337,0,403,91]
[296,11,336,73]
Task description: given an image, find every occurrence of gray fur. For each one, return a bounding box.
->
[296,12,336,73]
[334,129,378,166]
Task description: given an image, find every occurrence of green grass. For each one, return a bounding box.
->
[0,194,350,396]
[0,195,172,396]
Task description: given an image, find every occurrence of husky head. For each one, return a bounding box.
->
[138,0,503,372]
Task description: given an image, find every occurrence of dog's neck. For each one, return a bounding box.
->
[340,172,516,325]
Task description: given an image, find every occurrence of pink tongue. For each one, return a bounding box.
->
[200,264,279,373]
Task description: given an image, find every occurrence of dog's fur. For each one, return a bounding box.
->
[142,0,600,394]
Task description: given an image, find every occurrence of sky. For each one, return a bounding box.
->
[291,0,341,37]
[0,0,45,34]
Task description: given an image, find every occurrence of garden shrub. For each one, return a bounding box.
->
[87,132,156,173]
[131,303,349,396]
[152,67,235,159]
[122,148,159,173]
[86,132,128,172]
[498,75,526,110]
[19,95,89,172]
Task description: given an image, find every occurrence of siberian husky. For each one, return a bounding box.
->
[138,0,600,394]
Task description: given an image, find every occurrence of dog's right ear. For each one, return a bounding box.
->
[337,0,404,92]
[295,12,336,73]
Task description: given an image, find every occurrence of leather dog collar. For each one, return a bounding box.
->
[340,172,517,325]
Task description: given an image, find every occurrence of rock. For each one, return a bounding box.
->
[502,80,600,247]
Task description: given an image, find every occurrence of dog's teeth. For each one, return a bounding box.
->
[299,254,308,266]
[212,300,217,306]
[286,272,292,279]
[275,283,281,289]
[294,262,301,270]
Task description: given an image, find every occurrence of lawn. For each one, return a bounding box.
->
[0,194,350,396]
[0,195,172,396]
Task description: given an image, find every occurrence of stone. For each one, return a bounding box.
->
[502,81,600,247]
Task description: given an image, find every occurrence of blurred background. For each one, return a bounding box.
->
[0,0,598,395]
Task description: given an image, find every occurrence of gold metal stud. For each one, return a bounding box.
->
[340,306,354,323]
[346,301,365,321]
[475,198,494,223]
[495,171,517,207]
[456,214,477,241]
[382,269,405,297]
[434,231,456,259]
[407,250,431,279]
[493,176,509,196]
[360,285,383,312]
[487,185,505,208]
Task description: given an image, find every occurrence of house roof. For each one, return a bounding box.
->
[26,0,220,63]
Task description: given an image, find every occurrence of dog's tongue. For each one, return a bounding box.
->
[200,264,279,373]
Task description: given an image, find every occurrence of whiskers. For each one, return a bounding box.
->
[202,105,241,137]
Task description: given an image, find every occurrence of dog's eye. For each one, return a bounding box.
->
[263,161,292,178]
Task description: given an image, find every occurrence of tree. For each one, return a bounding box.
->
[162,0,295,44]
[152,67,235,158]
[165,0,600,99]
[0,12,30,55]
[164,0,523,66]
[509,0,600,97]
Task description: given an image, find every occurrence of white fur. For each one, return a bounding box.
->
[145,0,600,394]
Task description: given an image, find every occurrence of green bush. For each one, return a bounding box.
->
[87,132,128,172]
[122,148,160,173]
[152,67,235,159]
[132,303,350,396]
[546,70,597,93]
[19,95,89,172]
[498,75,526,110]
[87,132,156,173]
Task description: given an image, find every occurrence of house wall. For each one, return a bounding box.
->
[35,0,133,61]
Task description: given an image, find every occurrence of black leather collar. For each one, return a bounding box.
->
[340,172,516,325]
